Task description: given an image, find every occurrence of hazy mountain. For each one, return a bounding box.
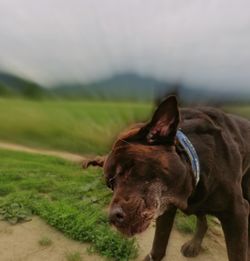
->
[51,73,172,101]
[1,71,249,103]
[178,85,250,105]
[0,71,46,98]
[52,73,250,103]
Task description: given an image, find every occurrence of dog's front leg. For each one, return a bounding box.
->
[181,215,208,257]
[219,199,249,261]
[144,206,177,261]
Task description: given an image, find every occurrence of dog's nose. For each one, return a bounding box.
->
[109,207,125,225]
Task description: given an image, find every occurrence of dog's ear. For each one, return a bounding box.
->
[141,96,180,145]
[82,156,106,169]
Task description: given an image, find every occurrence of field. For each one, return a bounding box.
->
[0,98,249,155]
[0,98,152,154]
[0,97,249,260]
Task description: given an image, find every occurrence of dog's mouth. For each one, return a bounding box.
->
[109,208,156,237]
[115,220,152,236]
[108,191,162,236]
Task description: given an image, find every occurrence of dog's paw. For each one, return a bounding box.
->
[181,240,201,257]
[143,254,152,261]
[143,254,163,261]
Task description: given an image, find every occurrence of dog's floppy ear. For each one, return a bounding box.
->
[82,156,106,169]
[141,95,180,145]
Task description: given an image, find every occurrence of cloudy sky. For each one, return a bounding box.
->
[0,0,250,91]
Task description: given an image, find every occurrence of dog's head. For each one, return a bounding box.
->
[102,96,194,236]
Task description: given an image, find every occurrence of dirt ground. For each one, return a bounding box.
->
[136,223,227,261]
[0,141,85,162]
[0,217,102,261]
[0,217,227,261]
[0,141,228,261]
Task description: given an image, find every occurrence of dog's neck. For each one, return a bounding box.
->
[175,129,200,188]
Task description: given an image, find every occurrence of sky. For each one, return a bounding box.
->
[0,0,250,91]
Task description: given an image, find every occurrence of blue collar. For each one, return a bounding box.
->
[176,130,200,186]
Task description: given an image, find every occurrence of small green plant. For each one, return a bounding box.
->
[0,184,15,196]
[175,211,215,234]
[38,236,53,247]
[65,251,81,261]
[175,211,197,234]
[33,199,137,260]
[0,202,32,224]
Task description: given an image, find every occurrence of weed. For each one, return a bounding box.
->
[0,184,15,196]
[175,211,214,235]
[0,201,32,224]
[175,211,197,234]
[38,236,53,246]
[65,251,81,261]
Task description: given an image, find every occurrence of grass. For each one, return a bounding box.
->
[65,251,81,261]
[0,149,137,260]
[224,105,250,119]
[175,212,197,234]
[0,98,151,154]
[0,201,32,224]
[38,236,53,247]
[0,98,249,155]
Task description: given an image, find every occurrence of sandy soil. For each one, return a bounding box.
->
[0,141,228,261]
[0,141,85,162]
[136,223,227,261]
[0,218,227,261]
[0,217,102,261]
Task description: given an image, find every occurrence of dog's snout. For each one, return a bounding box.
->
[109,206,125,225]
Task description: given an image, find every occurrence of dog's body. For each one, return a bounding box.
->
[84,97,250,261]
[178,106,250,217]
[170,106,250,261]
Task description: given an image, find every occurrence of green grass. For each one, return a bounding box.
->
[65,251,81,261]
[175,211,216,235]
[224,105,250,119]
[0,98,151,154]
[175,211,197,234]
[0,149,137,260]
[38,236,53,247]
[0,98,249,155]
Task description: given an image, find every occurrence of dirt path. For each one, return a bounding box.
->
[136,224,227,261]
[0,141,86,162]
[0,217,102,261]
[0,141,228,261]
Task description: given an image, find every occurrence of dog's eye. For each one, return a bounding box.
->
[107,177,116,190]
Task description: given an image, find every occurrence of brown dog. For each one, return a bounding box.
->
[84,96,250,261]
